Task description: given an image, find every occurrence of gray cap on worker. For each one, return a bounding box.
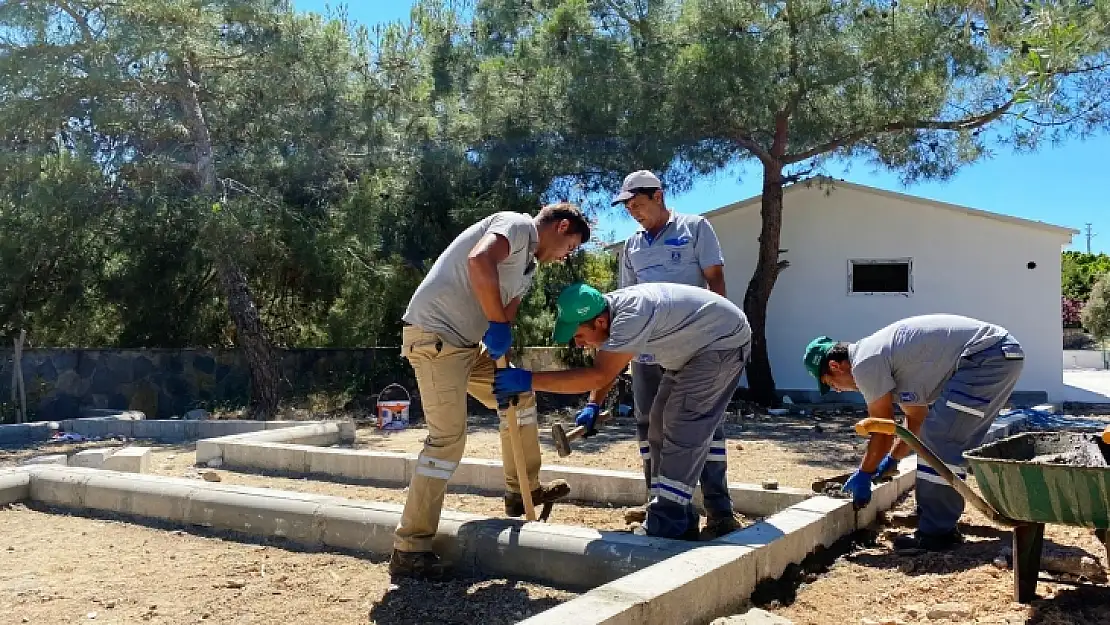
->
[611,170,662,205]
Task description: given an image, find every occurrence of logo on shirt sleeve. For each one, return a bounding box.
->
[637,354,656,363]
[899,392,919,403]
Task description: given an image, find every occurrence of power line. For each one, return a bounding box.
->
[1085,222,1096,254]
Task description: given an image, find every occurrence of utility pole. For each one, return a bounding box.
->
[1085,223,1096,254]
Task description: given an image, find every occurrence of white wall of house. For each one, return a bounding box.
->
[1063,350,1109,370]
[698,181,1074,401]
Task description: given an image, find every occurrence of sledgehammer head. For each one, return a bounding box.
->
[551,423,571,457]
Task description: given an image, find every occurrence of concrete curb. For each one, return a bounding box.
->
[195,422,356,464]
[62,417,344,445]
[19,465,691,590]
[0,469,30,504]
[213,444,811,518]
[518,458,917,625]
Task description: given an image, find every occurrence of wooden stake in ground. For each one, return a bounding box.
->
[496,355,536,521]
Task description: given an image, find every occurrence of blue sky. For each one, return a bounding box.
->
[295,0,1108,253]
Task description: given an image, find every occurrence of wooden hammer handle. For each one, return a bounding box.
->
[496,355,536,521]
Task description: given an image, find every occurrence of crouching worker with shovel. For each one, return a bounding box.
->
[390,204,590,581]
[493,282,751,540]
[803,314,1024,552]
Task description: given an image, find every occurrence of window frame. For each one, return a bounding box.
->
[847,257,914,297]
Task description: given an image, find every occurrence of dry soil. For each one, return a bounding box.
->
[0,503,573,625]
[765,495,1110,625]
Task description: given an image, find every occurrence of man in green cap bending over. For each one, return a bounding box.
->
[802,314,1024,552]
[493,282,751,539]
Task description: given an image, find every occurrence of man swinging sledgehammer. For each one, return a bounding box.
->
[494,282,751,540]
[803,314,1025,552]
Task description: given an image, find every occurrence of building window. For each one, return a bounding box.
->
[848,258,913,296]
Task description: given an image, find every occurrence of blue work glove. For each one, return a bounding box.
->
[493,367,532,404]
[483,321,513,360]
[842,468,875,509]
[874,454,898,481]
[576,403,600,436]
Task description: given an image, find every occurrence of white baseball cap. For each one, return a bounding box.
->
[611,170,662,205]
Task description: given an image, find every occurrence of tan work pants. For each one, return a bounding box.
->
[394,325,542,552]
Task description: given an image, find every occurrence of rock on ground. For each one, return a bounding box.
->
[925,602,972,620]
[712,608,794,624]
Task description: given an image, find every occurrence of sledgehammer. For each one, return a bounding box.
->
[551,409,612,457]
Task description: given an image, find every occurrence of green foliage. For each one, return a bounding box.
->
[1,0,1109,410]
[515,248,619,365]
[1062,251,1110,302]
[1081,272,1110,343]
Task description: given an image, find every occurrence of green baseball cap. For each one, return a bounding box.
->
[803,336,837,395]
[552,283,607,345]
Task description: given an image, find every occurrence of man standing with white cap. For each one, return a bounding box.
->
[573,169,741,539]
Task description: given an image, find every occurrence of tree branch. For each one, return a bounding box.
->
[738,133,775,166]
[55,0,94,43]
[782,98,1015,164]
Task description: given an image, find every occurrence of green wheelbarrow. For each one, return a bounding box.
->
[854,417,1110,603]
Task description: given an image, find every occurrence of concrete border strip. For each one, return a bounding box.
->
[211,443,812,518]
[518,459,918,624]
[0,469,30,505]
[20,465,692,590]
[194,422,355,464]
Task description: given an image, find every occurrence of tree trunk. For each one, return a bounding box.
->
[741,164,786,406]
[218,257,281,419]
[177,55,282,419]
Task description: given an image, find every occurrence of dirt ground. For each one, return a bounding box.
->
[765,495,1110,625]
[5,411,1110,625]
[0,503,573,625]
[353,409,864,491]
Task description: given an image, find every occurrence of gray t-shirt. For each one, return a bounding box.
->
[403,212,539,347]
[619,212,724,288]
[602,283,751,370]
[849,314,1010,405]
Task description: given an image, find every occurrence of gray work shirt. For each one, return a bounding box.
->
[619,212,724,288]
[602,283,751,370]
[849,314,1011,406]
[403,212,538,347]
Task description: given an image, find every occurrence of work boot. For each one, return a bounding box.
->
[388,549,448,581]
[623,505,647,524]
[892,528,964,553]
[504,479,571,517]
[700,512,744,540]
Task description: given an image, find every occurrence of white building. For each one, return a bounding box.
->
[610,178,1078,403]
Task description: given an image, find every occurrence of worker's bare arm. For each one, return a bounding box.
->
[532,351,636,395]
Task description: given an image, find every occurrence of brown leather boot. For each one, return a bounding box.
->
[388,549,448,581]
[700,512,744,540]
[504,479,570,517]
[623,505,648,524]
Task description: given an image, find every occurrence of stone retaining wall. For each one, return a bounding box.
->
[0,347,571,421]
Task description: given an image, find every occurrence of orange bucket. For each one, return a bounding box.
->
[376,383,411,431]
